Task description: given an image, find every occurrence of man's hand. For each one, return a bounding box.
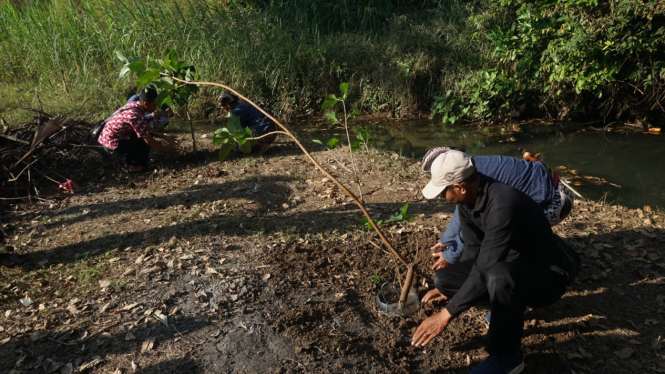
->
[164,135,179,148]
[411,308,453,347]
[152,110,164,119]
[144,136,179,157]
[421,288,448,303]
[430,243,451,271]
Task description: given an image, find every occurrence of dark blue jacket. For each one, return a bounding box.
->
[230,103,274,134]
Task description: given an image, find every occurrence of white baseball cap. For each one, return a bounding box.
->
[421,150,475,199]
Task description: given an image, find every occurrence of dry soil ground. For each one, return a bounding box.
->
[1,136,664,374]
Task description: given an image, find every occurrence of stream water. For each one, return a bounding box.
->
[173,118,665,209]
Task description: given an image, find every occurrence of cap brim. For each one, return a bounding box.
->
[422,180,448,199]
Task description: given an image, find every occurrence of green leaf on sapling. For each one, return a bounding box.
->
[356,127,364,141]
[227,115,243,132]
[325,110,338,124]
[137,69,161,87]
[327,138,339,149]
[218,142,235,162]
[340,83,348,100]
[321,94,338,109]
[239,140,252,154]
[115,51,128,64]
[155,90,172,109]
[119,66,131,79]
[127,61,146,74]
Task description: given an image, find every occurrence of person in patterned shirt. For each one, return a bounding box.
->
[99,85,179,172]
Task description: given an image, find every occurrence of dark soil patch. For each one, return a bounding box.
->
[0,135,664,373]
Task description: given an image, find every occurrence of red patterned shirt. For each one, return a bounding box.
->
[98,101,150,150]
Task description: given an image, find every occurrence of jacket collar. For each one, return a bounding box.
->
[470,174,491,213]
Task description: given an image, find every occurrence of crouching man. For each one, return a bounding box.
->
[411,150,580,374]
[99,84,179,172]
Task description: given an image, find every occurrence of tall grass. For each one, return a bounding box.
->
[0,0,484,124]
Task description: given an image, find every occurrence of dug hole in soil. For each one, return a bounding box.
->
[1,133,664,373]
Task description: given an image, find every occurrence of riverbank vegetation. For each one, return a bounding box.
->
[433,0,665,127]
[0,0,479,124]
[1,0,664,127]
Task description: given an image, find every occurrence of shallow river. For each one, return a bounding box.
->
[175,118,665,209]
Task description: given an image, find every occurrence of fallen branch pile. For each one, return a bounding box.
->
[1,111,101,202]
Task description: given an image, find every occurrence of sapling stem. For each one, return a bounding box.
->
[185,106,197,153]
[341,100,363,202]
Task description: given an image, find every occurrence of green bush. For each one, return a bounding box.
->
[434,0,665,125]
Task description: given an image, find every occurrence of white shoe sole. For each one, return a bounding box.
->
[508,361,525,374]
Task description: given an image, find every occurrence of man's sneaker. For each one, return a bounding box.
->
[470,349,524,374]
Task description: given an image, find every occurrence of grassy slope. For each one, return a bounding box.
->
[0,0,483,125]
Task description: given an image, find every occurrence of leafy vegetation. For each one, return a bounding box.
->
[432,0,665,126]
[311,138,340,150]
[116,48,199,110]
[212,115,257,161]
[352,125,372,152]
[359,203,415,230]
[0,0,478,125]
[368,268,383,286]
[2,0,661,127]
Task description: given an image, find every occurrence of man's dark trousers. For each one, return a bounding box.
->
[116,133,150,166]
[435,259,568,355]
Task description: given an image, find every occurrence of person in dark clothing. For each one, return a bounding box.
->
[218,93,277,155]
[411,150,580,374]
[421,147,575,269]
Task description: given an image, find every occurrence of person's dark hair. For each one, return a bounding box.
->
[139,84,158,103]
[218,93,239,106]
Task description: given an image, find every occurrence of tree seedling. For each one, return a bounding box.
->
[322,83,363,200]
[116,48,200,151]
[369,268,382,286]
[358,203,415,230]
[212,114,258,161]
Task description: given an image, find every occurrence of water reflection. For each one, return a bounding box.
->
[173,119,665,209]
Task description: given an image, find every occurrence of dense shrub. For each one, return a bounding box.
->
[433,0,665,126]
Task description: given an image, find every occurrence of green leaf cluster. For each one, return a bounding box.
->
[358,203,415,230]
[212,114,258,161]
[320,83,368,152]
[368,268,382,285]
[350,125,372,152]
[311,137,340,150]
[433,0,665,124]
[116,48,200,110]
